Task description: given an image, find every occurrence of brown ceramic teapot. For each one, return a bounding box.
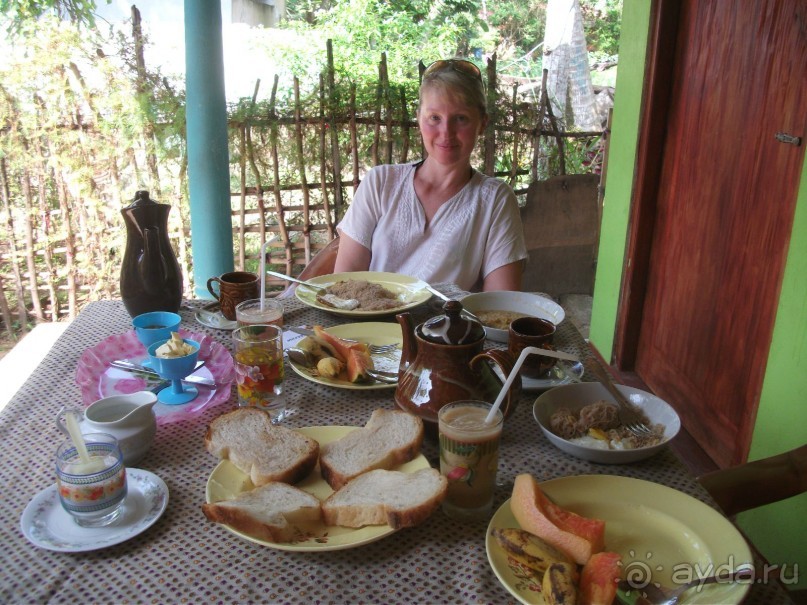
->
[394,300,521,436]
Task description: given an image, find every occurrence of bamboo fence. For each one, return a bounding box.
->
[0,40,606,340]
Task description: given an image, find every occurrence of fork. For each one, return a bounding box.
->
[583,358,654,436]
[288,326,399,355]
[615,568,754,605]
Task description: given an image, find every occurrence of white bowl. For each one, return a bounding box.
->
[460,291,565,343]
[532,382,681,464]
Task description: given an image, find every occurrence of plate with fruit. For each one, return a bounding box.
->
[486,474,752,604]
[286,323,402,390]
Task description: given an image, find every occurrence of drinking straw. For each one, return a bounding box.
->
[259,240,270,311]
[485,346,576,424]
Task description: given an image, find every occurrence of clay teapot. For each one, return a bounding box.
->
[120,190,183,317]
[395,300,521,435]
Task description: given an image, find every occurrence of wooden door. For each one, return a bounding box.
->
[619,0,807,467]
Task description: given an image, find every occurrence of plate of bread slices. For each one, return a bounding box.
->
[202,408,447,551]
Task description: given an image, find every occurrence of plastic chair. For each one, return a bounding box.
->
[697,443,807,517]
[276,237,340,299]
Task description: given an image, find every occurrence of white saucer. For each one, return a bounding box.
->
[20,468,169,552]
[521,360,584,391]
[194,307,237,330]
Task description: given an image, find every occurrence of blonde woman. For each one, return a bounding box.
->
[334,59,527,292]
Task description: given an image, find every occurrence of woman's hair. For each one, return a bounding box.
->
[419,60,487,119]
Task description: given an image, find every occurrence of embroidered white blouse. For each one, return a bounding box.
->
[337,162,527,291]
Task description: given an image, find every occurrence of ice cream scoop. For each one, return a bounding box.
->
[155,332,196,358]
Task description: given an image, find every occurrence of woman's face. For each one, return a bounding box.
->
[417,86,487,169]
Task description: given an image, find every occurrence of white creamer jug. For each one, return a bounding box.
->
[57,392,157,465]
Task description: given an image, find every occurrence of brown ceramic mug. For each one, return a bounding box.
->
[508,317,557,378]
[206,271,259,320]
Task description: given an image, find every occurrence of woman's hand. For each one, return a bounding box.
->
[333,231,372,273]
[482,261,523,292]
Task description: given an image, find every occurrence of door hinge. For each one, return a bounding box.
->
[775,132,802,146]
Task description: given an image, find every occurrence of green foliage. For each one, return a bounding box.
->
[0,0,109,35]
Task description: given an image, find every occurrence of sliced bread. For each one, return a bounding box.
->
[202,482,322,542]
[322,468,447,529]
[205,408,319,486]
[319,409,424,490]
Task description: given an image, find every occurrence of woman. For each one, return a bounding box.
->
[334,59,527,292]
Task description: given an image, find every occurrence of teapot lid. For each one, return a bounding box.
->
[420,300,485,345]
[125,190,162,209]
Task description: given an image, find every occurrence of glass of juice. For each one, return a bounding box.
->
[232,324,286,422]
[438,400,504,520]
[235,298,284,327]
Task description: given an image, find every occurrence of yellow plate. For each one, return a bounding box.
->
[206,425,431,551]
[287,322,402,390]
[294,271,431,317]
[486,475,752,605]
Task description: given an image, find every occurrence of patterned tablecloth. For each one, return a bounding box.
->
[0,289,794,604]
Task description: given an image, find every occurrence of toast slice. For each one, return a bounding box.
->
[319,409,424,490]
[205,408,319,486]
[202,482,322,542]
[322,468,447,529]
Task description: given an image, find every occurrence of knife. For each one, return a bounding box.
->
[110,360,216,387]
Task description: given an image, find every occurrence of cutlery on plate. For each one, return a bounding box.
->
[110,360,216,387]
[583,358,653,436]
[615,568,754,605]
[266,270,360,310]
[287,326,399,355]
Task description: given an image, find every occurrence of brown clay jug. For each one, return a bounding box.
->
[120,190,183,317]
[395,300,521,437]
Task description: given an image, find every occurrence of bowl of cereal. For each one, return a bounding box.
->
[460,291,565,343]
[532,382,680,464]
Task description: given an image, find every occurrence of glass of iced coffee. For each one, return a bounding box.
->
[438,400,504,520]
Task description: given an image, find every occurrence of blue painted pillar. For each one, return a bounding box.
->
[185,0,234,298]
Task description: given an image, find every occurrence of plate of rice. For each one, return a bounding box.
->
[532,382,680,464]
[294,271,432,317]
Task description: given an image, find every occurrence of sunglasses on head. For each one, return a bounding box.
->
[423,59,482,81]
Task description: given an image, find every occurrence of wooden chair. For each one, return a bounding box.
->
[697,443,807,517]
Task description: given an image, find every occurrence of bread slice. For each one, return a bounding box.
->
[319,409,424,490]
[322,468,447,529]
[205,408,319,486]
[202,482,322,542]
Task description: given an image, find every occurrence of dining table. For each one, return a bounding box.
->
[0,284,795,604]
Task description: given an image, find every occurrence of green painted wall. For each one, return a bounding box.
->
[590,0,806,591]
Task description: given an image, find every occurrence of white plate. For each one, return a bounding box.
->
[522,361,584,391]
[206,426,430,551]
[294,271,431,318]
[194,306,238,330]
[286,323,402,390]
[460,291,566,343]
[20,468,169,552]
[533,382,681,464]
[486,475,752,605]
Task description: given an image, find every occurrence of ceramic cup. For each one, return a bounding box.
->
[508,316,557,379]
[132,311,181,347]
[55,432,128,528]
[438,401,503,520]
[235,297,284,327]
[206,271,259,320]
[232,324,286,423]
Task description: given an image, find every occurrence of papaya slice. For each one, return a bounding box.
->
[579,551,622,605]
[312,326,374,383]
[510,474,606,565]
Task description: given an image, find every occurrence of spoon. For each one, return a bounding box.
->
[616,568,754,605]
[266,271,359,310]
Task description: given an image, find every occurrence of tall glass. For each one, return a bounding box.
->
[232,324,286,422]
[438,401,504,520]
